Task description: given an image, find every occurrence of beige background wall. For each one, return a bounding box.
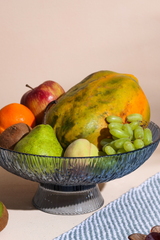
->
[0,1,160,125]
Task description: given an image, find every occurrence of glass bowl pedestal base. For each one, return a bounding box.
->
[33,183,104,215]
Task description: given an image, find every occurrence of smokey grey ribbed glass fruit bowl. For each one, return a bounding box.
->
[0,121,160,215]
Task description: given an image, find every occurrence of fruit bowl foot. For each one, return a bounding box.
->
[32,183,104,215]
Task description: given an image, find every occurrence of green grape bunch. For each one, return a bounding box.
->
[101,113,152,155]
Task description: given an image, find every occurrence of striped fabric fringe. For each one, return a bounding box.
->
[53,171,160,240]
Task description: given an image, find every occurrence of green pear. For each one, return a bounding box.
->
[0,202,3,219]
[14,124,63,156]
[0,201,8,232]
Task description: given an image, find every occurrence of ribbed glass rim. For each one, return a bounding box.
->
[0,121,159,159]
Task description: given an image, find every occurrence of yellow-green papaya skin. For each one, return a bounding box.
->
[45,71,150,150]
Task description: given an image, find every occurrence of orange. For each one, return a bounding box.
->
[0,103,36,134]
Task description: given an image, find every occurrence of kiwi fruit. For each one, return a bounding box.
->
[0,122,32,150]
[0,201,8,232]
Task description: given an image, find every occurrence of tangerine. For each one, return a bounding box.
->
[0,103,36,134]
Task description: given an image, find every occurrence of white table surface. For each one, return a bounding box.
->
[0,144,160,240]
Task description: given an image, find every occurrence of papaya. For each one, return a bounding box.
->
[44,70,150,150]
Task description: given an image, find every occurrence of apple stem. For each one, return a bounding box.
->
[26,84,34,90]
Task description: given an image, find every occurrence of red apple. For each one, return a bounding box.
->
[20,81,65,125]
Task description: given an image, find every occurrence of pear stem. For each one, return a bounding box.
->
[26,84,34,90]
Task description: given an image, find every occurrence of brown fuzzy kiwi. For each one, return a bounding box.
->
[0,202,9,232]
[0,122,32,150]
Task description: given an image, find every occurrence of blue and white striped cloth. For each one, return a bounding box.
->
[54,171,160,240]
